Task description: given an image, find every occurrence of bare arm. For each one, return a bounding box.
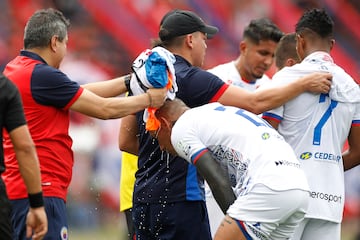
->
[81,75,129,98]
[195,151,236,214]
[343,126,360,171]
[119,114,139,155]
[218,72,332,114]
[70,88,166,120]
[10,125,42,194]
[9,125,48,240]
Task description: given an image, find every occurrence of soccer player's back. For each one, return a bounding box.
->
[263,8,360,240]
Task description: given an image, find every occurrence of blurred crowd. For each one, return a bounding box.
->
[1,0,359,237]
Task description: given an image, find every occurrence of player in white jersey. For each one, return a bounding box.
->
[262,9,360,240]
[208,61,271,91]
[150,98,310,240]
[208,18,283,92]
[206,18,284,236]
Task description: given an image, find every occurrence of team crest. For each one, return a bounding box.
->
[60,226,68,240]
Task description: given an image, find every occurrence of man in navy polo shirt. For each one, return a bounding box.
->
[119,9,332,240]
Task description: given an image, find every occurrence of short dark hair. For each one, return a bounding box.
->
[295,8,334,38]
[243,18,284,44]
[275,33,300,69]
[24,8,70,49]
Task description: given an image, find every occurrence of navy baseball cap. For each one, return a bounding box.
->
[159,9,219,41]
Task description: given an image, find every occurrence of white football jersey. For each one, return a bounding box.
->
[263,51,360,223]
[208,61,271,91]
[171,103,309,198]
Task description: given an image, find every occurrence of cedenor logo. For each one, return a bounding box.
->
[300,152,312,160]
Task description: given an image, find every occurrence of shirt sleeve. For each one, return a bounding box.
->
[352,102,360,126]
[177,69,228,108]
[31,64,82,109]
[171,112,208,164]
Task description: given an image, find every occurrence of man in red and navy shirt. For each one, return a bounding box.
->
[2,8,167,240]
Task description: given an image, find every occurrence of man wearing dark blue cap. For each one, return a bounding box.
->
[119,9,332,240]
[158,10,219,41]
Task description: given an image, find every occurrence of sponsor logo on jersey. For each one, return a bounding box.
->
[176,140,191,157]
[314,152,341,163]
[261,132,270,140]
[245,222,268,240]
[309,191,342,203]
[299,151,341,163]
[300,152,312,160]
[274,160,301,168]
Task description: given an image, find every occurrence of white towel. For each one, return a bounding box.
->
[129,46,178,126]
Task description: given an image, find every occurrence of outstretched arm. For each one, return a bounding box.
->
[194,151,236,214]
[70,87,166,120]
[81,74,130,98]
[219,72,332,114]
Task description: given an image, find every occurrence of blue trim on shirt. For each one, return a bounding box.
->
[262,112,283,121]
[186,164,205,201]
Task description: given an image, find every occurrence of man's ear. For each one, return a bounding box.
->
[330,39,335,51]
[159,116,172,131]
[286,58,298,67]
[50,35,58,52]
[185,34,193,48]
[239,40,247,53]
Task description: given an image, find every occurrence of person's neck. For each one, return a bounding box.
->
[234,57,256,83]
[304,45,331,58]
[26,48,55,67]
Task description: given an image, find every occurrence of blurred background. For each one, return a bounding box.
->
[1,0,359,239]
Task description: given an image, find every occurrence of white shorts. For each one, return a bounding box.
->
[227,184,309,240]
[290,218,341,240]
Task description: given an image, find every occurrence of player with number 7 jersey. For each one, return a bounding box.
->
[262,9,360,240]
[262,54,360,238]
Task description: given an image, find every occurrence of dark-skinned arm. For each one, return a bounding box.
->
[194,151,236,214]
[343,126,360,171]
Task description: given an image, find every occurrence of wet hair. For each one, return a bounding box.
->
[24,8,70,49]
[295,8,334,38]
[243,18,284,44]
[275,33,300,69]
[155,98,189,123]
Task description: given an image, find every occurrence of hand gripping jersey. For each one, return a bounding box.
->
[263,51,360,223]
[171,102,309,198]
